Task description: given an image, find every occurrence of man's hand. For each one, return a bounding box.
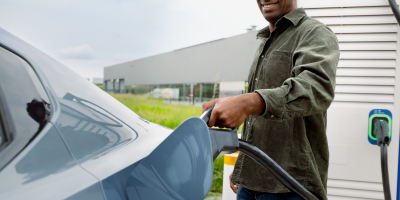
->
[202,93,265,129]
[229,172,238,194]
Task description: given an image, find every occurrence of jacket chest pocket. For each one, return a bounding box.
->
[260,50,292,89]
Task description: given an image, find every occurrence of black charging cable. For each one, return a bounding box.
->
[375,120,391,200]
[379,2,399,199]
[200,107,318,200]
[238,139,318,200]
[389,0,400,25]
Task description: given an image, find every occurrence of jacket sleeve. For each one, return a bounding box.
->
[255,25,340,121]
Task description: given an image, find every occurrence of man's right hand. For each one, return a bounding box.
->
[201,93,265,129]
[229,171,238,194]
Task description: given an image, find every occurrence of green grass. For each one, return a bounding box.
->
[110,93,202,129]
[95,83,103,90]
[205,192,222,200]
[210,155,224,192]
[110,93,225,194]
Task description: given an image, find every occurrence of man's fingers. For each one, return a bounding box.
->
[207,108,218,127]
[201,103,210,114]
[229,171,238,194]
[202,99,218,113]
[230,180,238,194]
[233,185,238,194]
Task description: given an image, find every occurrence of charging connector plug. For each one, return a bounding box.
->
[208,128,239,160]
[375,120,390,146]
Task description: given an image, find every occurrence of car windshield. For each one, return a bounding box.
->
[0,118,4,147]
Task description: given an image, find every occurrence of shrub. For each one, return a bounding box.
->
[210,154,224,193]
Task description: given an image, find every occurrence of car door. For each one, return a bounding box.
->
[0,45,105,200]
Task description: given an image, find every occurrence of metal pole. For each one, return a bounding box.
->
[190,83,194,106]
[183,84,186,104]
[200,83,202,103]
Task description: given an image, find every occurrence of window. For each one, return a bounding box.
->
[0,119,4,148]
[0,45,51,170]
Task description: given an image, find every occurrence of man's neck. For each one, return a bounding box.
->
[269,24,276,33]
[268,3,298,32]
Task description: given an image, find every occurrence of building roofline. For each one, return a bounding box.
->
[103,31,258,69]
[173,38,225,51]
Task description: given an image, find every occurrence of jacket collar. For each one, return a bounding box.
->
[257,8,307,39]
[282,7,307,26]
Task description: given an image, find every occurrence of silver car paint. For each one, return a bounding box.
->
[0,26,215,199]
[0,28,180,198]
[0,123,105,200]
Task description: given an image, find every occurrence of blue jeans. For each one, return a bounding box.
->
[237,185,306,200]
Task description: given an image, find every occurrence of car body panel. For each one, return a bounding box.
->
[0,123,104,200]
[54,92,174,180]
[0,27,214,200]
[104,118,213,200]
[0,27,173,179]
[126,117,213,200]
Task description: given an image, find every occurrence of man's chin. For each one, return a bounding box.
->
[264,15,278,24]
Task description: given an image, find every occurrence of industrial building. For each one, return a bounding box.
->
[103,26,260,102]
[86,77,104,85]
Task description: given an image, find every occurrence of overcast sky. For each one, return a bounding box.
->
[0,0,269,78]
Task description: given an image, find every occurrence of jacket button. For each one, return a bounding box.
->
[255,78,258,81]
[261,55,264,58]
[271,115,274,118]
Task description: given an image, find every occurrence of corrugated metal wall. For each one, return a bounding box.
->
[300,0,400,199]
[308,5,397,104]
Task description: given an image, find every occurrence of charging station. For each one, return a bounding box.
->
[293,1,400,199]
[297,1,400,199]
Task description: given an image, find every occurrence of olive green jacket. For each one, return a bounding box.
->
[231,8,339,200]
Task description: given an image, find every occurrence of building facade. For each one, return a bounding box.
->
[103,30,260,102]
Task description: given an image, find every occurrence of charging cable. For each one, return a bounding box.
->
[201,107,318,200]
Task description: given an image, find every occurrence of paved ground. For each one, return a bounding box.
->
[205,192,222,200]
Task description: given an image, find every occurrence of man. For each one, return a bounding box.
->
[202,0,339,199]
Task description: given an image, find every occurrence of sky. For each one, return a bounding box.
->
[0,0,269,78]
